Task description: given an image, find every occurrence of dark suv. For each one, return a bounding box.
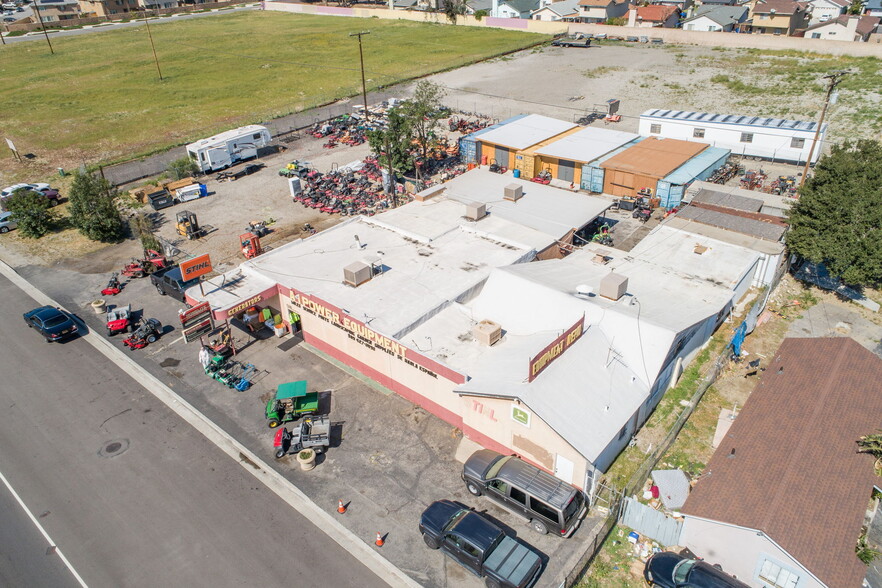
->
[644,552,749,587]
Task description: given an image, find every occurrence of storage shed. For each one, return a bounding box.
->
[459,114,527,164]
[517,127,640,185]
[639,109,826,164]
[475,114,577,170]
[600,137,707,198]
[656,146,730,208]
[581,137,644,193]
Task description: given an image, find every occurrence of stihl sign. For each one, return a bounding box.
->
[180,254,212,281]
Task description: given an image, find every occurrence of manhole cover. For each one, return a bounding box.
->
[159,358,180,368]
[98,438,130,458]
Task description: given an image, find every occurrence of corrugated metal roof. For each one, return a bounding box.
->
[676,205,786,241]
[651,469,691,510]
[692,188,764,213]
[535,127,639,163]
[601,137,707,177]
[662,146,730,185]
[641,109,823,133]
[477,114,577,151]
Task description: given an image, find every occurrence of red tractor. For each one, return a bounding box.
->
[121,250,170,279]
[240,233,263,259]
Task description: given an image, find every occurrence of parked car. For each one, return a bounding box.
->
[3,17,17,22]
[419,500,543,588]
[644,552,749,587]
[23,306,79,342]
[0,211,18,233]
[1,183,60,206]
[462,449,587,537]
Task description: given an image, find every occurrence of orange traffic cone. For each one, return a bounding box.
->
[337,500,346,514]
[375,532,384,547]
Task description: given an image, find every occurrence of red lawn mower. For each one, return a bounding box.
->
[122,318,162,350]
[105,304,131,336]
[121,250,170,279]
[101,273,123,296]
[531,169,552,185]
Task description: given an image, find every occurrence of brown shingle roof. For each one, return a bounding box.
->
[682,338,882,588]
[636,3,678,21]
[752,0,803,14]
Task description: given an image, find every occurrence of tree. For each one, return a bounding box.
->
[129,211,161,252]
[399,80,447,162]
[68,171,127,242]
[367,108,415,179]
[167,156,199,181]
[4,189,55,238]
[442,0,467,24]
[847,0,863,14]
[786,140,882,287]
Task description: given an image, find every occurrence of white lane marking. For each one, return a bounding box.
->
[0,261,418,588]
[0,470,89,588]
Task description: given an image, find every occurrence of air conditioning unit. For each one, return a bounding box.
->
[465,202,487,221]
[504,183,523,202]
[599,272,628,301]
[473,320,502,346]
[343,261,372,287]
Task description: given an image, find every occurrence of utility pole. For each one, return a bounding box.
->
[349,31,370,124]
[800,70,848,189]
[143,10,163,81]
[31,0,54,54]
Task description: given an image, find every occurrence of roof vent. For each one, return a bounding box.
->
[473,320,502,346]
[503,183,523,202]
[465,202,487,221]
[343,261,372,287]
[599,272,629,301]
[575,284,594,298]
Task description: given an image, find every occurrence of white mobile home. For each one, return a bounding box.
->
[639,110,826,164]
[186,125,272,173]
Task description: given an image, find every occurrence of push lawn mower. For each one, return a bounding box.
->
[101,273,123,296]
[122,318,162,350]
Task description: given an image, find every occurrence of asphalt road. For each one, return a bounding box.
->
[0,272,387,587]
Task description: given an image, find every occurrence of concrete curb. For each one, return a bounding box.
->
[0,260,419,588]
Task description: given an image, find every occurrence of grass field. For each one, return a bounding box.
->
[0,11,546,178]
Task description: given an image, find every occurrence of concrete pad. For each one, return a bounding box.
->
[454,436,484,465]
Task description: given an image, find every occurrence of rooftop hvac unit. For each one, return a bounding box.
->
[599,272,628,301]
[343,261,372,287]
[465,202,487,221]
[504,184,523,202]
[473,320,502,346]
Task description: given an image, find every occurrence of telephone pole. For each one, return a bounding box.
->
[31,0,54,54]
[349,31,370,124]
[800,70,848,189]
[143,10,163,81]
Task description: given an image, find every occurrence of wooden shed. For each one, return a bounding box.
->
[476,114,576,171]
[600,137,707,197]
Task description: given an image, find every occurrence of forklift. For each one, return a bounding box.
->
[176,210,203,240]
[240,232,263,259]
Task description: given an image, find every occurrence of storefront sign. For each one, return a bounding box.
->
[528,316,584,382]
[226,294,264,318]
[182,318,213,343]
[511,405,531,427]
[179,301,212,328]
[180,254,213,281]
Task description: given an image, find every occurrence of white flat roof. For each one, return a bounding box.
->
[188,265,279,316]
[186,125,268,151]
[418,168,610,238]
[535,127,640,163]
[661,217,786,256]
[476,114,577,151]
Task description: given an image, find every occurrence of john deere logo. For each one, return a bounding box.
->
[511,406,530,427]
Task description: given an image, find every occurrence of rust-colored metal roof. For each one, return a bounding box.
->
[600,137,707,178]
[682,338,882,588]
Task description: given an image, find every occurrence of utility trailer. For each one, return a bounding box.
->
[186,125,272,173]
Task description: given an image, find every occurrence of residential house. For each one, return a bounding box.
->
[651,0,692,10]
[78,0,139,16]
[627,3,681,26]
[489,0,540,18]
[865,0,882,17]
[694,0,736,5]
[804,13,881,39]
[682,4,749,30]
[805,0,847,24]
[531,0,580,20]
[680,337,882,588]
[34,0,81,21]
[141,0,179,8]
[747,0,812,34]
[577,0,630,22]
[465,0,492,13]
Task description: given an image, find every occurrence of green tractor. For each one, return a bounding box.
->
[265,380,320,428]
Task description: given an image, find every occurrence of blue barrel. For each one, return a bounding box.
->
[513,169,520,178]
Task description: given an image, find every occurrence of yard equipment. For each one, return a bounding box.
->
[488,159,507,174]
[234,363,256,391]
[265,381,319,428]
[207,328,233,359]
[245,220,269,238]
[531,169,552,185]
[175,210,203,240]
[273,415,331,459]
[101,273,122,296]
[633,207,652,223]
[278,160,312,178]
[591,223,613,246]
[122,317,162,350]
[105,304,131,336]
[240,232,263,259]
[121,250,170,279]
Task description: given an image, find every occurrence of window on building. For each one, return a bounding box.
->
[693,128,705,138]
[740,132,754,143]
[758,559,800,588]
[791,137,805,149]
[650,124,661,134]
[811,32,821,38]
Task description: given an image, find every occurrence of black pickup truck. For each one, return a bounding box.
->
[420,500,543,588]
[150,266,199,303]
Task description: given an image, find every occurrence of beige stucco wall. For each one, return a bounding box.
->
[460,395,590,488]
[680,516,825,587]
